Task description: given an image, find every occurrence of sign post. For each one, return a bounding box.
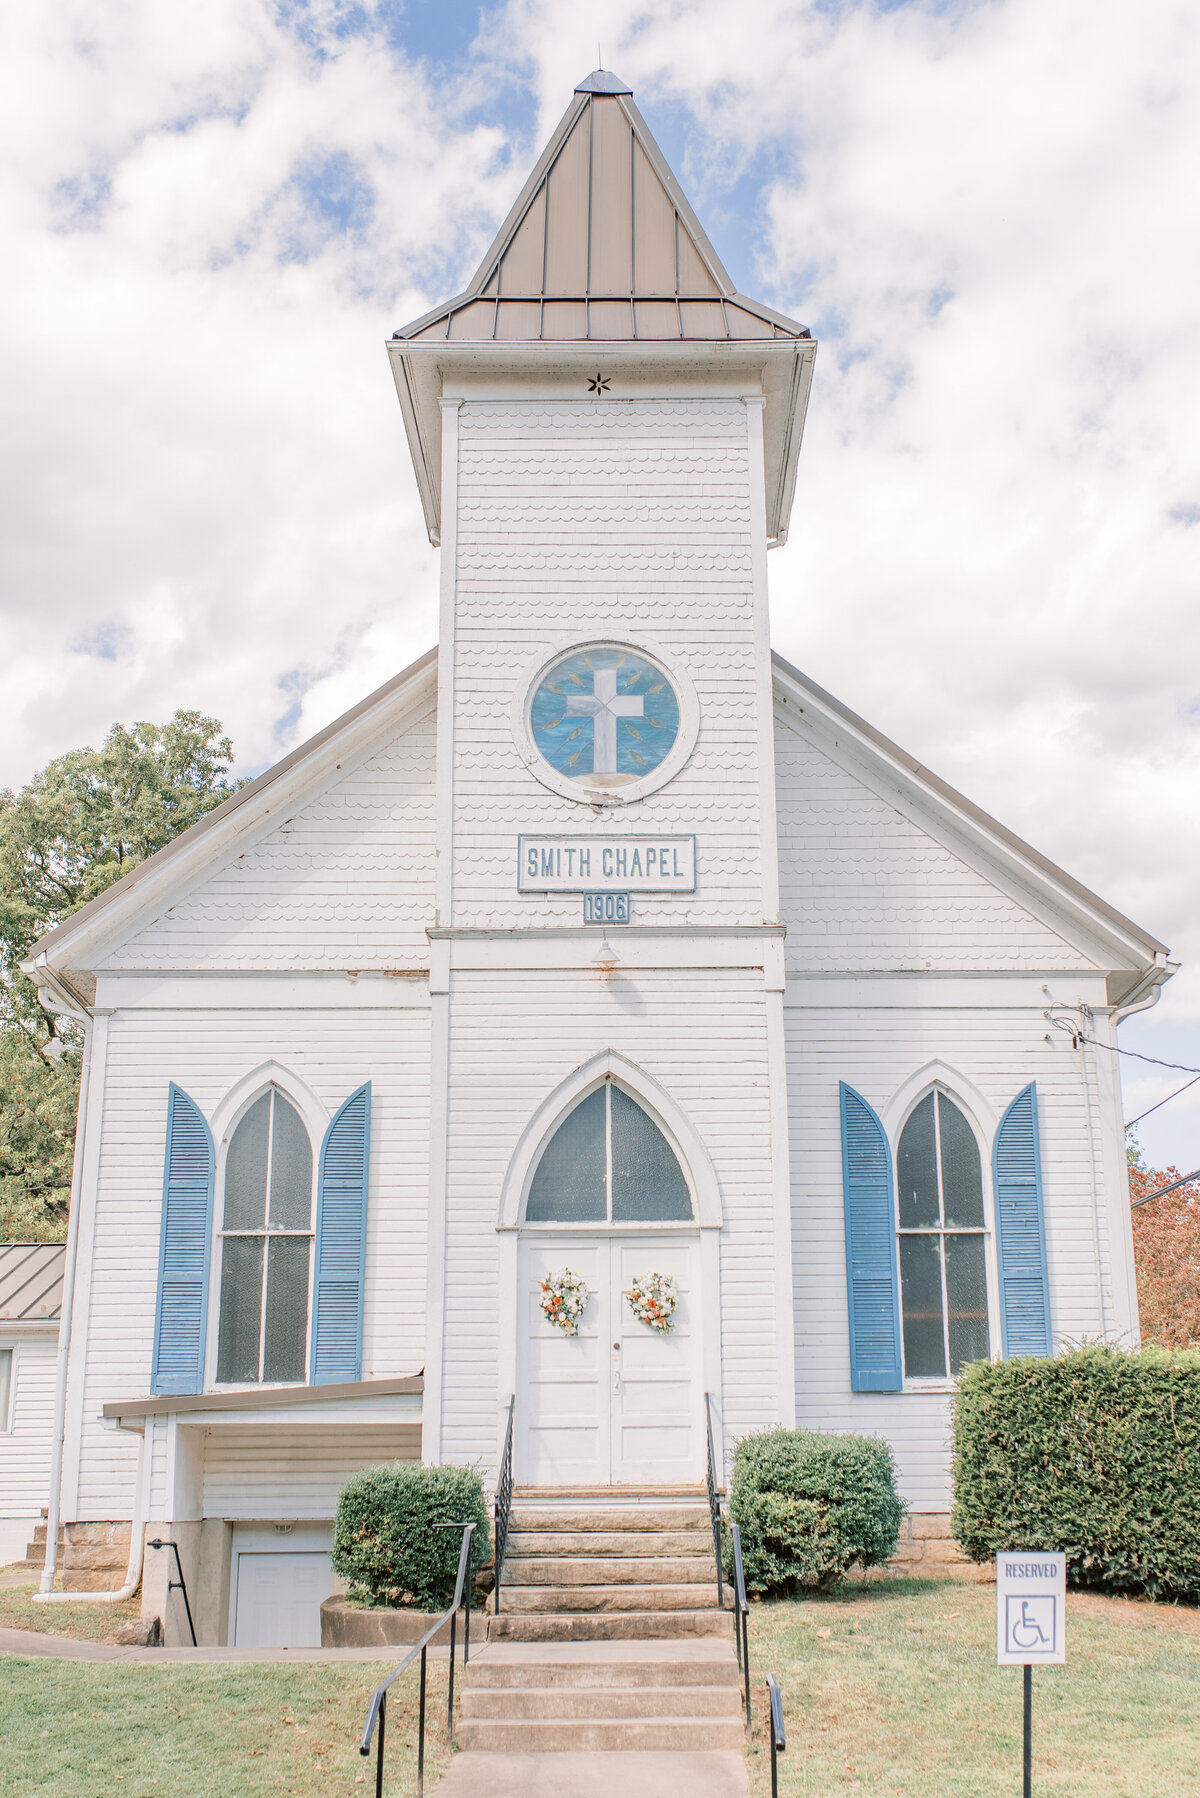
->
[996,1551,1065,1796]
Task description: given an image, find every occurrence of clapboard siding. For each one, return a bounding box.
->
[104,711,437,971]
[202,1426,420,1518]
[786,1004,1125,1508]
[450,399,769,930]
[439,966,777,1468]
[775,714,1096,972]
[0,1332,57,1517]
[72,1009,429,1519]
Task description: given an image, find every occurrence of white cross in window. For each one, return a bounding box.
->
[564,669,644,774]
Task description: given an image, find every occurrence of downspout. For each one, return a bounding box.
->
[34,1421,149,1605]
[27,960,93,1597]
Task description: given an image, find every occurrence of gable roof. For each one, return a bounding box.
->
[397,71,810,347]
[0,1243,65,1322]
[772,652,1171,1002]
[21,645,438,1003]
[21,641,1170,1008]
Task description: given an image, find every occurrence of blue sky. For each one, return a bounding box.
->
[2,0,1200,1163]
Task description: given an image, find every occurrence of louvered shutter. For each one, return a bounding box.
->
[840,1083,903,1392]
[310,1084,371,1385]
[151,1085,215,1395]
[993,1083,1051,1357]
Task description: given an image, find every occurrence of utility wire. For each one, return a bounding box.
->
[1130,1167,1200,1210]
[1043,1014,1200,1128]
[1124,1073,1200,1130]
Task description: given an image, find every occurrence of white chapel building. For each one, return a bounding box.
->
[24,71,1169,1645]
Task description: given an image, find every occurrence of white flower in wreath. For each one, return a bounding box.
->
[627,1271,679,1334]
[538,1268,591,1336]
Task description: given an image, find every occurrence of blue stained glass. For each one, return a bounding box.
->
[530,648,679,787]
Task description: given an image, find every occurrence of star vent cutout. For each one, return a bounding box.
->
[587,373,611,393]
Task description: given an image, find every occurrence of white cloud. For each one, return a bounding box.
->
[2,0,1199,1160]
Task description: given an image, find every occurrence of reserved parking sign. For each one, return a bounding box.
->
[996,1551,1066,1665]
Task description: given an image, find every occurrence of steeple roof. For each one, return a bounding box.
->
[396,72,808,345]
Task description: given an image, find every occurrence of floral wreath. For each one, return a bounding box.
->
[627,1271,678,1334]
[538,1268,591,1336]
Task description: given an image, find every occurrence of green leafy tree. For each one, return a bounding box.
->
[0,713,238,1239]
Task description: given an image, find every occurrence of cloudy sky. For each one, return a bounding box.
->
[3,0,1199,1164]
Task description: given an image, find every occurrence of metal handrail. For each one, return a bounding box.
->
[704,1392,725,1610]
[359,1521,476,1798]
[493,1395,515,1615]
[765,1672,787,1798]
[146,1538,197,1646]
[730,1521,751,1726]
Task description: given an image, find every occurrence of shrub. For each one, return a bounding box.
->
[952,1346,1200,1601]
[727,1429,904,1595]
[332,1463,491,1610]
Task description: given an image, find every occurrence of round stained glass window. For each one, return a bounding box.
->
[529,647,680,793]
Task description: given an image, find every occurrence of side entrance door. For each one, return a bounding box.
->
[517,1234,699,1486]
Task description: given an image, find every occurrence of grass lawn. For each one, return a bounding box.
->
[0,1657,452,1796]
[742,1575,1200,1797]
[0,1580,142,1643]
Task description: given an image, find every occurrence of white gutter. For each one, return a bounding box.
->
[33,967,93,1597]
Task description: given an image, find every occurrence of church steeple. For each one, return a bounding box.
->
[396,72,809,346]
[388,71,816,547]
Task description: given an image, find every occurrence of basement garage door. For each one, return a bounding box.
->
[232,1544,334,1647]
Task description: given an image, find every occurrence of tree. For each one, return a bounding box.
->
[0,713,238,1240]
[1127,1141,1200,1349]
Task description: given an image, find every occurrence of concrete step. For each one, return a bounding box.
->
[506,1530,712,1557]
[500,1584,718,1615]
[461,1686,741,1721]
[455,1717,744,1752]
[504,1556,715,1587]
[511,1507,711,1534]
[488,1611,732,1642]
[513,1486,708,1500]
[466,1660,740,1691]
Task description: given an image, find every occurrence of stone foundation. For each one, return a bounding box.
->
[59,1522,132,1592]
[887,1514,992,1582]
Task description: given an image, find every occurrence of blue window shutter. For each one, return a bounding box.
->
[840,1083,903,1392]
[310,1084,371,1385]
[151,1085,215,1396]
[993,1083,1051,1357]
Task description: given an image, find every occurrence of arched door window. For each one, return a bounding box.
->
[896,1092,990,1378]
[525,1084,692,1223]
[216,1088,313,1383]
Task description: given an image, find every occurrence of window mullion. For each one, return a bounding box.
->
[258,1090,275,1382]
[933,1095,952,1373]
[605,1082,613,1223]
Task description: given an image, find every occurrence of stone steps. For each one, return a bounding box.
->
[495,1484,725,1644]
[455,1716,744,1752]
[462,1686,739,1720]
[505,1556,715,1586]
[500,1583,718,1615]
[511,1507,711,1534]
[488,1610,731,1642]
[506,1530,710,1556]
[466,1658,739,1690]
[458,1641,744,1754]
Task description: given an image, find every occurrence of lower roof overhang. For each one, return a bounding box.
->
[102,1374,423,1430]
[388,336,817,549]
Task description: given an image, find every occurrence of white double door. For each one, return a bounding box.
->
[517,1234,700,1486]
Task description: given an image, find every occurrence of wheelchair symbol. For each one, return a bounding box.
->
[1005,1596,1056,1655]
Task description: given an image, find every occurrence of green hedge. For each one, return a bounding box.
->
[727,1429,904,1595]
[952,1346,1200,1600]
[332,1463,491,1610]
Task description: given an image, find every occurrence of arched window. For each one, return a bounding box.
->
[525,1083,692,1223]
[216,1088,314,1384]
[896,1091,989,1378]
